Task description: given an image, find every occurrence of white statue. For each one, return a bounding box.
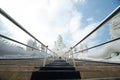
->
[55,35,65,50]
[54,35,66,56]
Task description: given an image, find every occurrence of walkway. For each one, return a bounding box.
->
[30,59,80,80]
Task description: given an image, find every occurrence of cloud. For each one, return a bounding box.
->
[69,11,82,33]
[87,17,94,23]
[73,0,87,4]
[69,19,99,46]
[0,0,88,49]
[0,0,98,49]
[1,0,120,63]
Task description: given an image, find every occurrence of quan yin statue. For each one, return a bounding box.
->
[54,35,66,56]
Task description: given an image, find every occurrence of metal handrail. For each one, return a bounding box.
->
[0,8,45,47]
[71,6,120,50]
[0,34,53,65]
[0,8,55,54]
[0,8,57,66]
[62,6,120,66]
[64,6,120,55]
[74,37,120,54]
[0,34,44,52]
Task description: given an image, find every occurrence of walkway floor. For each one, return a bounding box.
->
[30,59,81,80]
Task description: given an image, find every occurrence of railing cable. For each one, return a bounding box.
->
[74,37,120,54]
[71,6,120,50]
[0,34,44,52]
[0,8,45,47]
[0,8,55,54]
[62,6,120,57]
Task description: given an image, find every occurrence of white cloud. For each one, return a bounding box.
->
[69,11,82,33]
[87,17,94,23]
[70,20,99,46]
[0,0,89,49]
[73,0,87,4]
[2,1,119,63]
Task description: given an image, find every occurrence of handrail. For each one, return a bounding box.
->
[62,6,120,66]
[64,6,120,55]
[0,8,45,47]
[0,8,55,54]
[0,34,54,65]
[48,48,58,57]
[74,37,120,54]
[71,6,120,50]
[0,8,57,66]
[0,34,43,52]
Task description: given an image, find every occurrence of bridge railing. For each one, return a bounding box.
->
[0,8,56,66]
[63,6,120,66]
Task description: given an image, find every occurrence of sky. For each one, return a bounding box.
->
[0,0,120,49]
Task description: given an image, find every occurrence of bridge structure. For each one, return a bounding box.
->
[0,6,120,80]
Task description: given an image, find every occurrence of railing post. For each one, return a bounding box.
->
[43,46,48,67]
[70,47,76,67]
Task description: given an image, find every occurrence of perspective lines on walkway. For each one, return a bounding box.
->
[30,59,81,80]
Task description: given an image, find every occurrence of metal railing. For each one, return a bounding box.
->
[0,34,40,51]
[71,6,120,50]
[0,8,56,66]
[63,6,120,66]
[0,6,120,67]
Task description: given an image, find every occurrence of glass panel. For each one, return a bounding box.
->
[72,12,120,63]
[0,14,45,59]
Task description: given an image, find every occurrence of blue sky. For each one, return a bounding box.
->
[77,0,120,27]
[0,0,120,49]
